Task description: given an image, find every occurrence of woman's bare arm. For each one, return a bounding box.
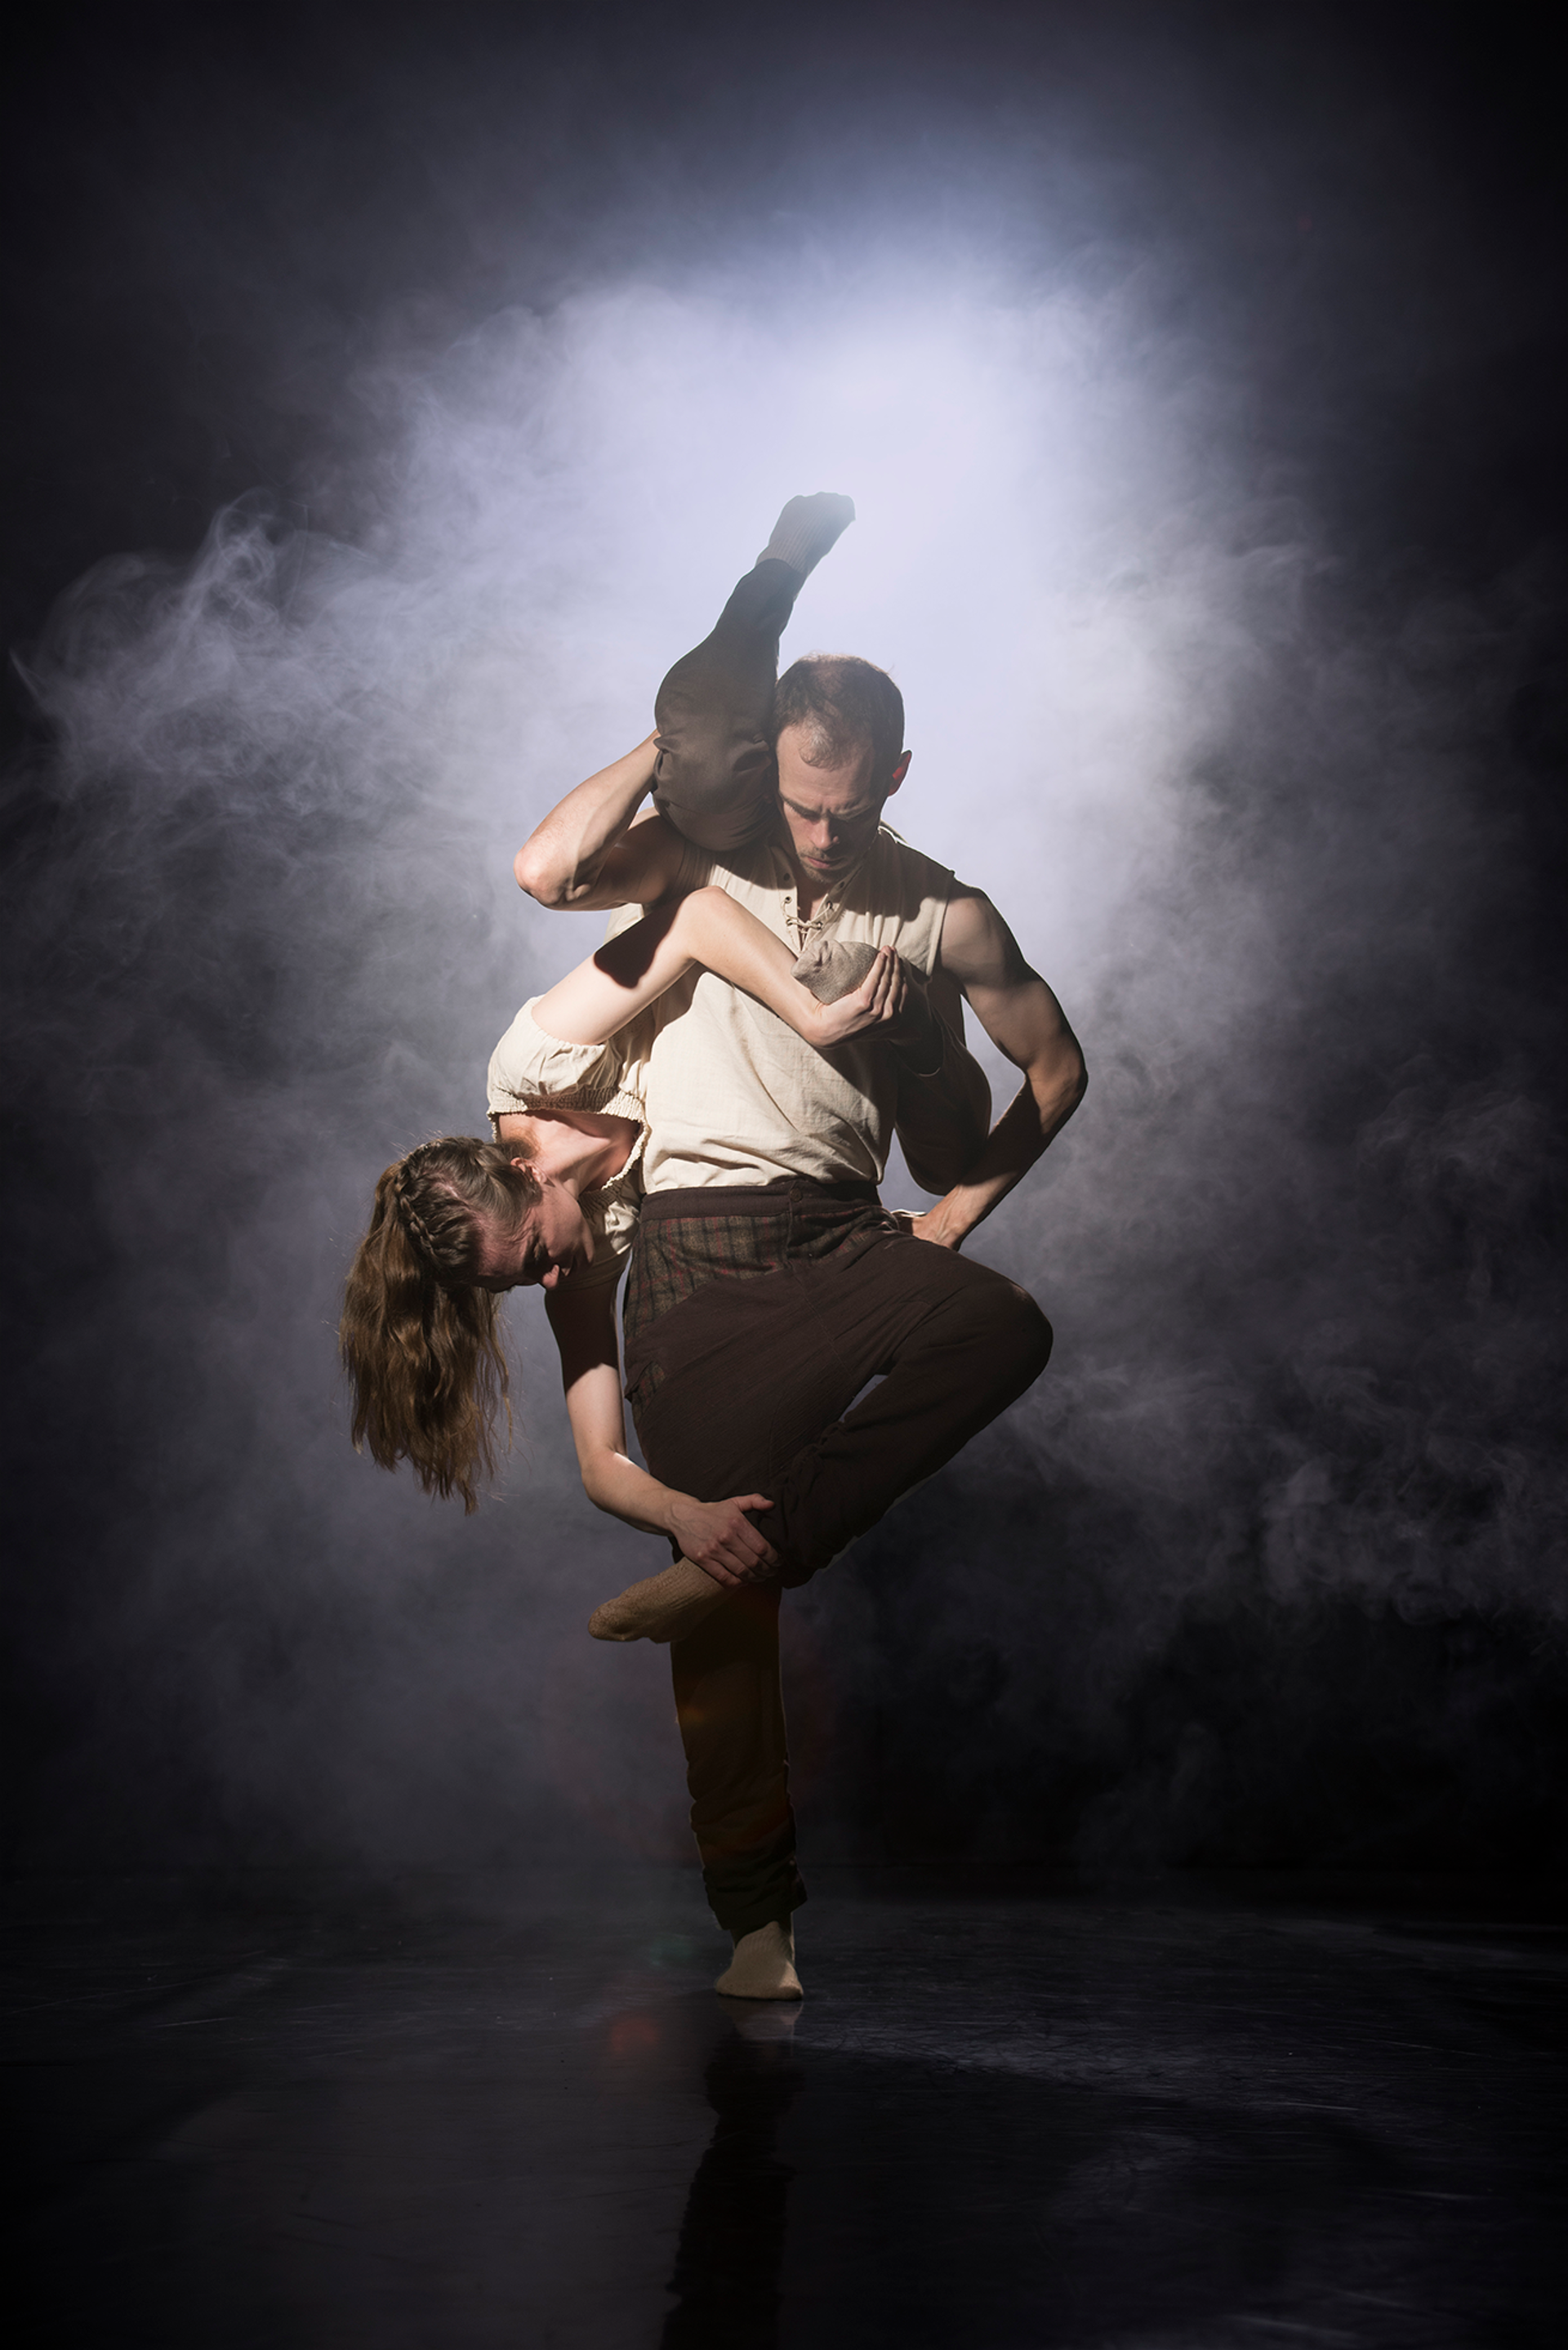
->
[532,885,906,1050]
[545,1286,777,1585]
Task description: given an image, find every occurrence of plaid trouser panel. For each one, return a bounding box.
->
[621,1183,889,1411]
[622,1212,793,1340]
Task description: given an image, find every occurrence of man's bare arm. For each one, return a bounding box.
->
[514,734,691,911]
[915,888,1088,1249]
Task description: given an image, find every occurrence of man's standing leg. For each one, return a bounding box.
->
[612,1197,1054,1993]
[667,1587,805,1998]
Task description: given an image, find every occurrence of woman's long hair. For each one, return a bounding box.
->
[341,1135,539,1512]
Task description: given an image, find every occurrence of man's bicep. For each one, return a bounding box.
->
[938,887,1039,996]
[939,889,1076,1068]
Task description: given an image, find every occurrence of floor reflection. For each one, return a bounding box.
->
[2,1869,1563,2345]
[662,2004,801,2348]
[657,2002,1407,2345]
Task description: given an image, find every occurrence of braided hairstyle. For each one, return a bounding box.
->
[341,1135,540,1512]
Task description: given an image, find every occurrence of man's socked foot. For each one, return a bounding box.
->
[588,1557,730,1645]
[758,492,855,578]
[715,1919,803,2000]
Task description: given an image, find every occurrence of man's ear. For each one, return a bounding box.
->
[884,751,912,797]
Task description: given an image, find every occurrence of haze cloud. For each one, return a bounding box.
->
[7,13,1563,1875]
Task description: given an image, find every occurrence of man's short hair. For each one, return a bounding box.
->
[772,655,906,785]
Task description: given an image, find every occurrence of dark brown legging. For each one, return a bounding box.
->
[626,1184,1052,1935]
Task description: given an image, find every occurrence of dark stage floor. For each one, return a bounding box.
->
[3,1866,1564,2346]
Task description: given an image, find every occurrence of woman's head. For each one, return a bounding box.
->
[385,1134,540,1282]
[340,1135,549,1513]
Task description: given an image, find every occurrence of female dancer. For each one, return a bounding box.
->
[341,881,910,1595]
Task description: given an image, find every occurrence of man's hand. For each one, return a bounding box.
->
[907,1208,962,1249]
[889,1207,962,1250]
[666,1492,778,1586]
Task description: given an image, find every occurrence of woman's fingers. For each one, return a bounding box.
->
[858,955,891,1013]
[739,1498,777,1566]
[810,949,915,1045]
[715,1497,776,1578]
[872,948,905,1026]
[697,1496,776,1579]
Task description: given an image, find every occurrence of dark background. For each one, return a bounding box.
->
[2,0,1565,1883]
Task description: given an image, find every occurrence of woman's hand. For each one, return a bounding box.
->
[665,1492,778,1586]
[800,948,908,1046]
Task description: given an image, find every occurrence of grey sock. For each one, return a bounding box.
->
[791,937,879,1001]
[758,492,856,577]
[791,938,942,1072]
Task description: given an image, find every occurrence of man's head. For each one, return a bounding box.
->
[771,654,911,887]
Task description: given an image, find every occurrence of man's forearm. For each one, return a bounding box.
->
[514,735,658,908]
[915,1047,1087,1248]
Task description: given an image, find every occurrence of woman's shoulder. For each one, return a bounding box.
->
[487,996,646,1116]
[558,1139,645,1295]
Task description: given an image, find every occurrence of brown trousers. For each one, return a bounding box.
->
[626,1183,1052,1935]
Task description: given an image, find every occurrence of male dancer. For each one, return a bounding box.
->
[517,498,1086,1995]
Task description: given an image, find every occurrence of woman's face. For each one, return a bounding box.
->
[470,1178,593,1292]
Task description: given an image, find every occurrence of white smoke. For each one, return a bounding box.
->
[13,249,1560,1872]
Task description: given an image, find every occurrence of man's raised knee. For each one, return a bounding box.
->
[987,1282,1053,1390]
[938,1270,1053,1398]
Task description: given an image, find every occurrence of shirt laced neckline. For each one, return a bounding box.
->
[767,832,880,951]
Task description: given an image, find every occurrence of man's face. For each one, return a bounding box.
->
[774,725,906,888]
[470,1179,592,1293]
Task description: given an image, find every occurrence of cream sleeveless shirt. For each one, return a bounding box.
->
[618,825,956,1195]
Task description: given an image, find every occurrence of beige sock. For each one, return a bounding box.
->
[715,1918,803,2000]
[587,1556,731,1645]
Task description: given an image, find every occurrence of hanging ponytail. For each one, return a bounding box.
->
[341,1136,539,1513]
